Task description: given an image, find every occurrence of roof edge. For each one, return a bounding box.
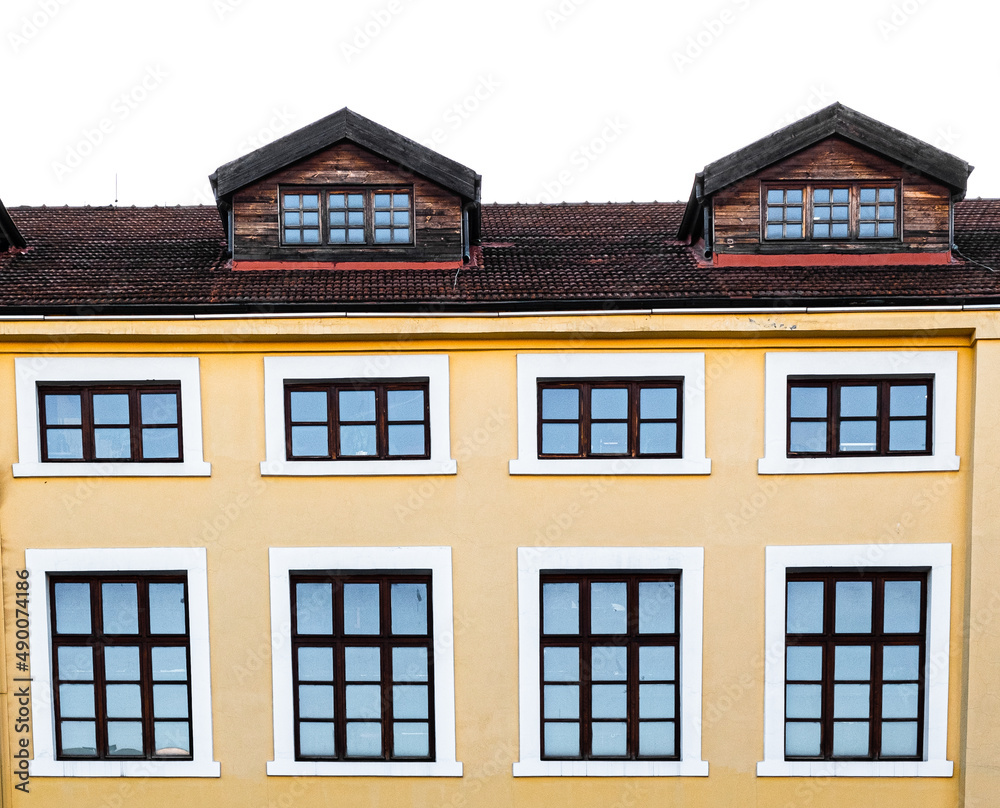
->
[0,198,27,250]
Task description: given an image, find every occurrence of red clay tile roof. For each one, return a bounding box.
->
[1,201,1000,313]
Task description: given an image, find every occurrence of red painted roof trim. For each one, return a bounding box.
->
[713,251,953,267]
[232,259,464,271]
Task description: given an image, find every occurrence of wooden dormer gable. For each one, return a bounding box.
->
[210,108,482,269]
[678,103,973,266]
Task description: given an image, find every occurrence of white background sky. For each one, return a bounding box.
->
[1,0,997,208]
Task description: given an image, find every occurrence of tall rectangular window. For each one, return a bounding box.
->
[539,573,679,760]
[50,575,192,760]
[290,573,434,761]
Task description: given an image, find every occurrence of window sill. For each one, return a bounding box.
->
[756,760,953,778]
[513,759,709,777]
[260,459,457,477]
[267,760,463,777]
[509,457,711,476]
[757,455,959,475]
[31,759,221,778]
[13,461,212,478]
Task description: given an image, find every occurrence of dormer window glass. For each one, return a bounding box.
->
[282,194,321,244]
[858,188,896,238]
[764,183,900,242]
[765,189,804,239]
[328,193,366,244]
[373,193,410,243]
[280,187,414,247]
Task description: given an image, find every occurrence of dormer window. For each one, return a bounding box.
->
[280,187,413,247]
[763,183,899,242]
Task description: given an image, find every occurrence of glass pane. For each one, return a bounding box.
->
[639,422,677,455]
[835,581,873,633]
[106,684,142,718]
[298,647,334,682]
[639,684,674,719]
[814,224,830,238]
[348,211,365,226]
[47,428,84,459]
[639,646,674,681]
[105,646,140,680]
[339,390,376,422]
[345,647,381,681]
[387,424,425,456]
[879,205,895,220]
[831,222,849,238]
[394,210,410,225]
[839,420,877,452]
[860,188,877,203]
[878,223,895,238]
[328,194,345,208]
[640,387,677,419]
[883,645,920,681]
[790,386,827,418]
[149,583,185,633]
[884,581,922,633]
[840,386,877,417]
[346,723,382,756]
[881,721,918,756]
[102,583,139,634]
[767,189,784,203]
[590,422,628,454]
[832,206,849,220]
[591,388,627,419]
[60,722,97,755]
[786,207,802,222]
[831,188,849,203]
[142,428,179,459]
[591,646,627,681]
[375,211,391,226]
[832,721,869,756]
[860,205,877,220]
[94,427,131,459]
[299,685,335,718]
[291,425,329,456]
[153,684,188,718]
[785,722,821,756]
[786,581,824,633]
[152,647,187,681]
[348,229,365,243]
[59,647,94,680]
[786,684,822,718]
[790,421,827,453]
[592,684,627,718]
[541,388,579,419]
[346,685,381,719]
[639,721,674,756]
[395,228,410,242]
[93,393,129,424]
[544,685,579,718]
[392,647,428,682]
[285,230,302,244]
[107,722,143,755]
[59,684,95,718]
[814,189,830,204]
[339,425,377,456]
[890,385,927,416]
[544,646,579,681]
[394,722,429,757]
[329,211,346,226]
[889,421,927,452]
[46,393,82,425]
[299,722,335,756]
[880,188,895,202]
[882,684,919,718]
[374,194,391,207]
[544,722,579,756]
[303,195,319,208]
[391,583,428,635]
[343,583,380,635]
[375,229,392,243]
[834,684,870,718]
[387,389,424,421]
[393,685,429,719]
[639,581,675,633]
[303,212,319,227]
[786,646,822,681]
[766,224,783,239]
[329,229,346,243]
[541,423,578,454]
[542,583,579,634]
[296,583,333,634]
[860,222,876,238]
[785,190,802,204]
[591,722,627,756]
[155,722,190,755]
[590,581,627,634]
[302,229,320,243]
[55,582,92,634]
[291,391,327,422]
[834,645,871,681]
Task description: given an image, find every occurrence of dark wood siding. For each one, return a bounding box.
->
[232,142,464,262]
[712,137,952,255]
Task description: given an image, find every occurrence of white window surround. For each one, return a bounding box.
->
[758,350,959,475]
[267,546,462,776]
[25,547,220,778]
[758,543,953,778]
[12,356,211,477]
[509,353,711,476]
[514,546,708,777]
[261,355,456,476]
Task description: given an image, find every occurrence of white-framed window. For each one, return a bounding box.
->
[758,543,953,778]
[513,546,708,777]
[26,547,220,778]
[261,355,456,476]
[267,546,462,776]
[758,351,959,474]
[509,354,711,476]
[13,357,211,477]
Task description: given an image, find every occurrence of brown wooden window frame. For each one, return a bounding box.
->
[762,182,901,243]
[284,379,431,461]
[38,383,183,463]
[536,379,683,459]
[50,573,193,761]
[279,186,414,247]
[539,572,681,762]
[290,572,436,762]
[786,376,932,458]
[785,570,927,762]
